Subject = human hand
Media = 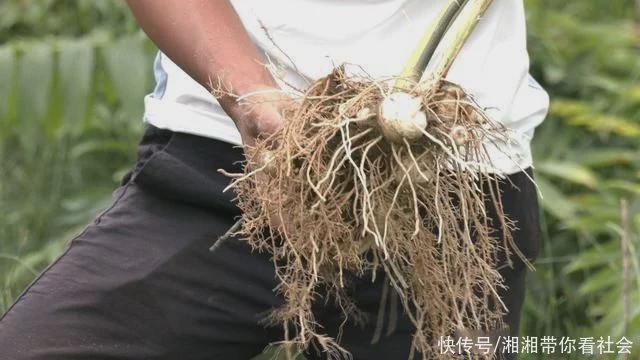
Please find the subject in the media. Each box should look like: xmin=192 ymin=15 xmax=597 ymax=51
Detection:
xmin=227 ymin=87 xmax=291 ymax=230
xmin=229 ymin=87 xmax=291 ymax=149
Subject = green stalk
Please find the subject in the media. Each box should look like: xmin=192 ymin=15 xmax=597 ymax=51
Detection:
xmin=418 ymin=0 xmax=494 ymax=89
xmin=394 ymin=0 xmax=467 ymax=89
xmin=412 ymin=0 xmax=468 ymax=80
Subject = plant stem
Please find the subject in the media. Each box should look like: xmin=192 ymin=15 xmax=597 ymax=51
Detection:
xmin=395 ymin=0 xmax=468 ymax=89
xmin=418 ymin=0 xmax=494 ymax=90
xmin=620 ymin=198 xmax=630 ymax=339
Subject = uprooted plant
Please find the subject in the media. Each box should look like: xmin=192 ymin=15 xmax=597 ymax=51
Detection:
xmin=218 ymin=0 xmax=534 ymax=358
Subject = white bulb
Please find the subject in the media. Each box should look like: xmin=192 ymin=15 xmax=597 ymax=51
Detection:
xmin=378 ymin=92 xmax=427 ymax=142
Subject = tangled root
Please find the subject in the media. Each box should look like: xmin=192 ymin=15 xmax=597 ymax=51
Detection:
xmin=223 ymin=67 xmax=532 ymax=359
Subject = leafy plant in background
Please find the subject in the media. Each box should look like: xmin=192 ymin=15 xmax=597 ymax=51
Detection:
xmin=0 ymin=0 xmax=137 ymax=42
xmin=0 ymin=0 xmax=638 ymax=359
xmin=523 ymin=0 xmax=640 ymax=357
xmin=0 ymin=0 xmax=154 ymax=311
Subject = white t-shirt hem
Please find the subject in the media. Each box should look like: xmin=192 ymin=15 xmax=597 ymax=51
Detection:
xmin=144 ymin=95 xmax=535 ymax=175
xmin=143 ymin=95 xmax=244 ymax=147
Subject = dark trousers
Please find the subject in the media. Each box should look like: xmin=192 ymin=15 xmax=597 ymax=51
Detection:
xmin=0 ymin=125 xmax=541 ymax=359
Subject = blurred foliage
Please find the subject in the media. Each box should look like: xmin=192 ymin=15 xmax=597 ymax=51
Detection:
xmin=0 ymin=0 xmax=638 ymax=359
xmin=524 ymin=0 xmax=640 ymax=356
xmin=0 ymin=0 xmax=136 ymax=42
xmin=0 ymin=0 xmax=153 ymax=312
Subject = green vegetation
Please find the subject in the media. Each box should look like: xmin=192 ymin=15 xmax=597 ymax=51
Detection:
xmin=524 ymin=1 xmax=640 ymax=353
xmin=0 ymin=0 xmax=152 ymax=310
xmin=1 ymin=0 xmax=638 ymax=358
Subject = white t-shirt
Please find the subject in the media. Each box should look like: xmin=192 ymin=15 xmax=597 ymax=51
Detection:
xmin=143 ymin=0 xmax=549 ymax=174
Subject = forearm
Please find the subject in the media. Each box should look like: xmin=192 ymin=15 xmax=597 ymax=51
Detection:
xmin=125 ymin=0 xmax=278 ymax=117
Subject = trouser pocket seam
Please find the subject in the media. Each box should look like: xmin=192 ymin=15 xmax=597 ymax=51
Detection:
xmin=129 ymin=132 xmax=177 ymax=185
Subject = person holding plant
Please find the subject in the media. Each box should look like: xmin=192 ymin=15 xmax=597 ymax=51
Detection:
xmin=0 ymin=1 xmax=547 ymax=359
